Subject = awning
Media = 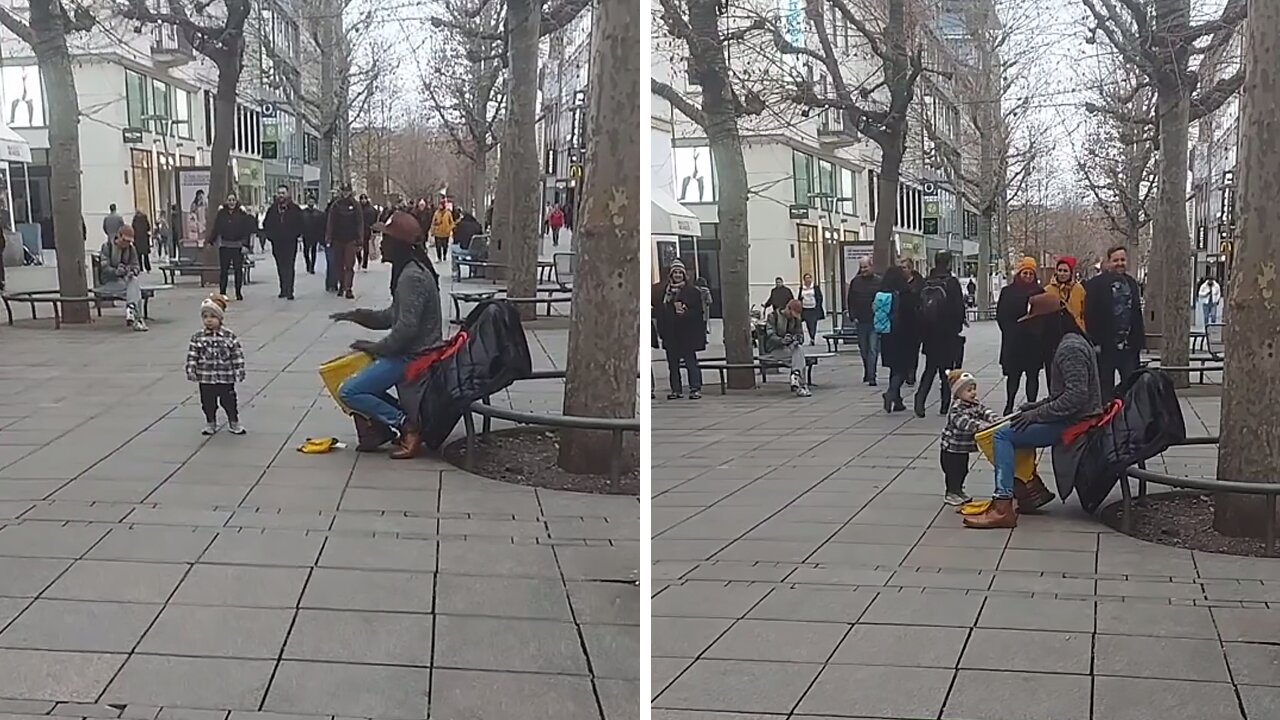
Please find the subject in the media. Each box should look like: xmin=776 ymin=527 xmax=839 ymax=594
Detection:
xmin=652 ymin=189 xmax=700 ymax=236
xmin=0 ymin=122 xmax=31 ymax=164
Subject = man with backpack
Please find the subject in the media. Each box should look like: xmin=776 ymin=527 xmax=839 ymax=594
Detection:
xmin=914 ymin=251 xmax=967 ymax=417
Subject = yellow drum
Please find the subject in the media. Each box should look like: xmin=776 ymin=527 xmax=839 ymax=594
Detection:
xmin=318 ymin=351 xmax=372 ymax=415
xmin=974 ymin=421 xmax=1039 ymax=483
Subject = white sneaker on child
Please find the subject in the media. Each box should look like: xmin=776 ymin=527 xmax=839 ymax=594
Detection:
xmin=943 ymin=492 xmax=971 ymax=506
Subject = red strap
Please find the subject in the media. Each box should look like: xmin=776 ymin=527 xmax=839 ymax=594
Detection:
xmin=1061 ymin=399 xmax=1123 ymax=445
xmin=404 ymin=331 xmax=469 ymax=383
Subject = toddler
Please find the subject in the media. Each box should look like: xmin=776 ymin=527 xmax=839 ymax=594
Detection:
xmin=939 ymin=370 xmax=1000 ymax=505
xmin=185 ymin=294 xmax=247 ymax=435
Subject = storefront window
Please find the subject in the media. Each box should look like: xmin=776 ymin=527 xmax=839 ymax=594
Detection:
xmin=839 ymin=166 xmax=856 ymax=215
xmin=130 ymin=149 xmax=155 ymax=220
xmin=797 ymin=224 xmax=818 ymax=281
xmin=1 ymin=66 xmax=47 ymax=128
xmin=817 ymin=159 xmax=835 ymax=211
xmin=125 ymin=70 xmax=149 ymax=129
xmin=793 ymin=151 xmax=813 ymax=207
xmin=174 ymin=88 xmax=192 ymax=139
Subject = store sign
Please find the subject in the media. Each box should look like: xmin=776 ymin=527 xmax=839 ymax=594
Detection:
xmin=261 ymin=141 xmax=278 ymax=160
xmin=789 ymin=205 xmax=808 ymax=220
xmin=922 ymin=180 xmax=938 ymax=197
xmin=1195 ymin=225 xmax=1208 ymax=250
xmin=923 ymin=217 xmax=939 ymax=235
xmin=122 ymin=127 xmax=144 ymax=144
xmin=924 ymin=199 xmax=940 ymax=217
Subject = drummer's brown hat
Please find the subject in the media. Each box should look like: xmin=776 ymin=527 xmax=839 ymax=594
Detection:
xmin=373 ymin=210 xmax=424 ymax=246
xmin=1019 ymin=293 xmax=1065 ymax=323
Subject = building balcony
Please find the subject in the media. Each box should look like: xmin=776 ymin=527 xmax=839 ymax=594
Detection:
xmin=152 ymin=25 xmax=195 ymax=67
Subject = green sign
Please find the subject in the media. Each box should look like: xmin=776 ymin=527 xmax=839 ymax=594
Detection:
xmin=923 ymin=217 xmax=939 ymax=236
xmin=261 ymin=141 xmax=278 ymax=160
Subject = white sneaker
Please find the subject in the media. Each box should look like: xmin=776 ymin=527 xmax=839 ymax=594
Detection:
xmin=789 ymin=371 xmax=801 ymax=390
xmin=125 ymin=306 xmax=136 ymax=327
xmin=796 ymin=386 xmax=812 ymax=397
xmin=133 ymin=319 xmax=149 ymax=332
xmin=227 ymin=422 xmax=247 ymax=435
xmin=201 ymin=422 xmax=218 ymax=436
xmin=943 ymin=492 xmax=971 ymax=506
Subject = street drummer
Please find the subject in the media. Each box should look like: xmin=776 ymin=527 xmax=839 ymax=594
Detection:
xmin=939 ymin=370 xmax=1001 ymax=506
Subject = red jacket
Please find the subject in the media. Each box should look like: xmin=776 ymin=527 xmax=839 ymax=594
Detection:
xmin=548 ymin=208 xmax=564 ymax=229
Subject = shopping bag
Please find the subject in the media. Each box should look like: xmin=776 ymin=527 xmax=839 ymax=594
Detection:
xmin=318 ymin=351 xmax=372 ymax=415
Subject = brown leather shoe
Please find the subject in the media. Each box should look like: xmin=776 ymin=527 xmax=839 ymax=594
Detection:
xmin=390 ymin=427 xmax=421 ymax=460
xmin=1014 ymin=474 xmax=1056 ymax=513
xmin=963 ymin=498 xmax=1018 ymax=529
xmin=354 ymin=415 xmax=395 ymax=452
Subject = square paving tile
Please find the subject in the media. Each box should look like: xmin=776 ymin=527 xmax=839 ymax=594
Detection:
xmin=961 ymin=628 xmax=1092 ymax=674
xmin=145 ymin=482 xmax=254 ymax=507
xmin=242 ymin=485 xmax=345 ymax=511
xmin=86 ymin=527 xmax=217 ymax=562
xmin=705 ymin=619 xmax=845 ymax=663
xmin=43 ymin=560 xmax=188 ymax=603
xmin=582 ymin=624 xmax=640 ymax=680
xmin=283 ymin=609 xmax=432 ymax=666
xmin=655 ymin=659 xmax=821 ymax=715
xmin=434 ymin=615 xmax=588 ymax=675
xmin=51 ymin=480 xmax=163 ymax=504
xmin=1095 ymin=635 xmax=1231 ymax=681
xmin=436 ymin=541 xmax=560 ymax=578
xmin=317 ymin=536 xmax=437 ymax=572
xmin=798 ymin=664 xmax=953 ymax=719
xmin=859 ymin=589 xmax=984 ymax=627
xmin=0 ymin=597 xmax=28 ymax=628
xmin=745 ymin=587 xmax=876 ymax=623
xmin=137 ymin=605 xmax=293 ymax=659
xmin=0 ymin=599 xmax=160 ymax=652
xmin=555 ymin=545 xmax=637 ymax=581
xmin=945 ymin=669 xmax=1091 ymax=720
xmin=652 ymin=617 xmax=733 ymax=658
xmin=263 ymin=661 xmax=431 ymax=718
xmin=1093 ymin=676 xmax=1243 ymax=720
xmin=831 ymin=624 xmax=968 ymax=668
xmin=0 ymin=557 xmax=71 ymax=597
xmin=0 ymin=523 xmax=108 ymax=559
xmin=1225 ymin=642 xmax=1280 ymax=687
xmin=170 ymin=565 xmax=309 ymax=608
xmin=1241 ymin=685 xmax=1280 ymax=719
xmin=905 ymin=545 xmax=1004 ymax=570
xmin=997 ymin=548 xmax=1098 ymax=573
xmin=653 ymin=583 xmax=771 ymax=619
xmin=0 ymin=648 xmax=126 ymax=702
xmin=1214 ymin=607 xmax=1280 ymax=643
xmin=977 ymin=596 xmax=1095 ymax=633
xmin=300 ymin=568 xmax=434 ymax=613
xmin=566 ymin=581 xmax=639 ymax=625
xmin=1096 ymin=602 xmax=1219 ymax=639
xmin=435 ymin=574 xmax=572 ymax=620
xmin=596 ymin=677 xmax=640 ymax=720
xmin=198 ymin=532 xmax=324 ymax=567
xmin=432 ymin=669 xmax=601 ymax=720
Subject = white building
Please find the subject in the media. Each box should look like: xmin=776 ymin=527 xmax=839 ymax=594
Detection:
xmin=537 ymin=6 xmax=594 ymax=230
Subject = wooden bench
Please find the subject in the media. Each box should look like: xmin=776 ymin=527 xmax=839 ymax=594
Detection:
xmin=698 ymin=352 xmax=834 ymax=395
xmin=90 ymin=285 xmax=171 ymax=321
xmin=2 ymin=291 xmax=98 ymax=329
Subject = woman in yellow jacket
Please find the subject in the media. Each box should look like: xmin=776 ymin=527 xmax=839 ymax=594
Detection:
xmin=1045 ymin=256 xmax=1087 ymax=381
xmin=429 ymin=202 xmax=456 ymax=263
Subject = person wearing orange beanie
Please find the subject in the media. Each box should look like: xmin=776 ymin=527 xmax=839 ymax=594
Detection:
xmin=995 ymin=256 xmax=1046 ymax=415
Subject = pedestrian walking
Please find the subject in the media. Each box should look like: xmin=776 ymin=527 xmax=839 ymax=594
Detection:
xmin=797 ymin=273 xmax=825 ymax=345
xmin=762 ymin=276 xmax=794 ymax=313
xmin=326 ymin=183 xmax=364 ymax=299
xmin=102 ymin=203 xmax=124 ymax=243
xmin=900 ymin=257 xmax=924 ymax=386
xmin=301 ymin=200 xmax=325 ymax=275
xmin=846 ymin=257 xmax=882 ymax=385
xmin=358 ymin=194 xmax=378 ymax=270
xmin=1197 ymin=276 xmax=1222 ymax=328
xmin=548 ymin=204 xmax=565 ymax=248
xmin=939 ymin=370 xmax=1001 ymax=505
xmin=653 ymin=259 xmax=705 ymax=400
xmin=186 ymin=294 xmax=247 ymax=436
xmin=210 ymin=193 xmax=256 ymax=301
xmin=131 ymin=209 xmax=152 ymax=273
xmin=1084 ymin=245 xmax=1145 ymax=399
xmin=263 ymin=185 xmax=305 ymax=300
xmin=914 ymin=251 xmax=967 ymax=417
xmin=430 ymin=200 xmax=455 ymax=263
xmin=876 ymin=265 xmax=921 ymax=413
xmin=997 ymin=257 xmax=1046 ymax=415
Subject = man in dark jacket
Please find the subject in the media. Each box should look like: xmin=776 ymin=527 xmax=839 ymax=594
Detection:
xmin=358 ymin=194 xmax=378 ymax=270
xmin=211 ymin=193 xmax=256 ymax=300
xmin=1084 ymin=244 xmax=1145 ymax=399
xmin=900 ymin=256 xmax=925 ymax=385
xmin=300 ymin=201 xmax=325 ymax=275
xmin=914 ymin=251 xmax=967 ymax=416
xmin=263 ymin=185 xmax=305 ymax=299
xmin=846 ymin=257 xmax=882 ymax=385
xmin=326 ymin=183 xmax=364 ymax=299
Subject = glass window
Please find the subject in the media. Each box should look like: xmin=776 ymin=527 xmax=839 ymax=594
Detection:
xmin=797 ymin=224 xmax=818 ymax=280
xmin=839 ymin=166 xmax=856 ymax=215
xmin=125 ymin=70 xmax=149 ymax=129
xmin=793 ymin=151 xmax=812 ymax=207
xmin=150 ymin=79 xmax=170 ymax=134
xmin=0 ymin=66 xmax=46 ymax=128
xmin=673 ymin=145 xmax=715 ymax=203
xmin=173 ymin=88 xmax=192 ymax=139
xmin=817 ymin=159 xmax=835 ymax=211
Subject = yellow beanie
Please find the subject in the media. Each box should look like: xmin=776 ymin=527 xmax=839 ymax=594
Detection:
xmin=1016 ymin=256 xmax=1038 ymax=274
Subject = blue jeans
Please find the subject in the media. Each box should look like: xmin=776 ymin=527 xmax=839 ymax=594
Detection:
xmin=1202 ymin=302 xmax=1218 ymax=328
xmin=339 ymin=356 xmax=410 ymax=430
xmin=992 ymin=421 xmax=1067 ymax=498
xmin=855 ymin=320 xmax=880 ymax=382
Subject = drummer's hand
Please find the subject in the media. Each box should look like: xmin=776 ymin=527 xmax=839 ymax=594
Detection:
xmin=1010 ymin=413 xmax=1035 ymax=431
xmin=350 ymin=339 xmax=377 ymax=354
xmin=1017 ymin=401 xmax=1038 ymax=413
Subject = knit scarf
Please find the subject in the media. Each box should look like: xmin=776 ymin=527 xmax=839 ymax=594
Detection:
xmin=665 ymin=280 xmax=685 ymax=303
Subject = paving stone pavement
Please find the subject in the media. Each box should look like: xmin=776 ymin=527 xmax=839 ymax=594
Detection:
xmin=0 ymin=256 xmax=638 ymax=719
xmin=652 ymin=321 xmax=1278 ymax=720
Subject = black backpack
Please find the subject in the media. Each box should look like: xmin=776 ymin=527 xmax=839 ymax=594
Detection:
xmin=919 ymin=277 xmax=949 ymax=325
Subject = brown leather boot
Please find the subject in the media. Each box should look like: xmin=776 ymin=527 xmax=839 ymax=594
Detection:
xmin=354 ymin=415 xmax=395 ymax=452
xmin=390 ymin=427 xmax=421 ymax=460
xmin=963 ymin=498 xmax=1018 ymax=529
xmin=1013 ymin=474 xmax=1056 ymax=513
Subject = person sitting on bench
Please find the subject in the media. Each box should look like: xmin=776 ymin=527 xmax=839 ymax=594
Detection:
xmin=764 ymin=299 xmax=811 ymax=397
xmin=97 ymin=225 xmax=148 ymax=332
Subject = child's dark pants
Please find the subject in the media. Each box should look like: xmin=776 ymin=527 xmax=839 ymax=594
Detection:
xmin=941 ymin=449 xmax=970 ymax=494
xmin=199 ymin=383 xmax=239 ymax=423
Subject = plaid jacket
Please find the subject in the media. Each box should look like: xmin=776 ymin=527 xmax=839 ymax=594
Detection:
xmin=185 ymin=327 xmax=246 ymax=385
xmin=941 ymin=399 xmax=1001 ymax=453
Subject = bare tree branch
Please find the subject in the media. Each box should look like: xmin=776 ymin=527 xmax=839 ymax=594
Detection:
xmin=652 ymin=77 xmax=708 ymax=128
xmin=1190 ymin=66 xmax=1245 ymax=121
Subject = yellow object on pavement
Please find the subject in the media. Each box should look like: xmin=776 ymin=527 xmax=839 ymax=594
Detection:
xmin=296 ymin=437 xmax=346 ymax=454
xmin=318 ymin=351 xmax=372 ymax=415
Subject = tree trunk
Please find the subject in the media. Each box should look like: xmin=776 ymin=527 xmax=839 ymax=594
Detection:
xmin=318 ymin=0 xmax=336 ymax=197
xmin=873 ymin=137 xmax=905 ymax=270
xmin=503 ymin=0 xmax=540 ymax=318
xmin=30 ymin=0 xmax=88 ymax=322
xmin=1214 ymin=0 xmax=1280 ymax=538
xmin=558 ymin=0 xmax=639 ymax=477
xmin=491 ymin=114 xmax=513 ymax=271
xmin=470 ymin=150 xmax=488 ymax=215
xmin=1150 ymin=81 xmax=1192 ymax=384
xmin=207 ymin=56 xmax=243 ymax=236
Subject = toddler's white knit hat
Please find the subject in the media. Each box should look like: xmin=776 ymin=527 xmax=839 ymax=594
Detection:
xmin=200 ymin=294 xmax=228 ymax=320
xmin=948 ymin=370 xmax=976 ymax=398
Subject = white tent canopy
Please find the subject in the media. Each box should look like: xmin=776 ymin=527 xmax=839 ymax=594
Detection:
xmin=652 ymin=188 xmax=700 ymax=237
xmin=0 ymin=122 xmax=31 ymax=165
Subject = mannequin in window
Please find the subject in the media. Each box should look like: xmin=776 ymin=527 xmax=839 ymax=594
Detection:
xmin=8 ymin=69 xmax=35 ymax=127
xmin=679 ymin=149 xmax=706 ymax=202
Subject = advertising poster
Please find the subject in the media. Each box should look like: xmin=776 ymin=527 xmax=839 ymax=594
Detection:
xmin=176 ymin=166 xmax=211 ymax=247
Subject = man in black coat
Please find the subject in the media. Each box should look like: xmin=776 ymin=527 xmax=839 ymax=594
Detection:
xmin=845 ymin=257 xmax=882 ymax=385
xmin=300 ymin=201 xmax=325 ymax=275
xmin=900 ymin=256 xmax=925 ymax=385
xmin=914 ymin=251 xmax=967 ymax=416
xmin=1084 ymin=244 xmax=1145 ymax=399
xmin=262 ymin=185 xmax=306 ymax=300
xmin=358 ymin=194 xmax=379 ymax=270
